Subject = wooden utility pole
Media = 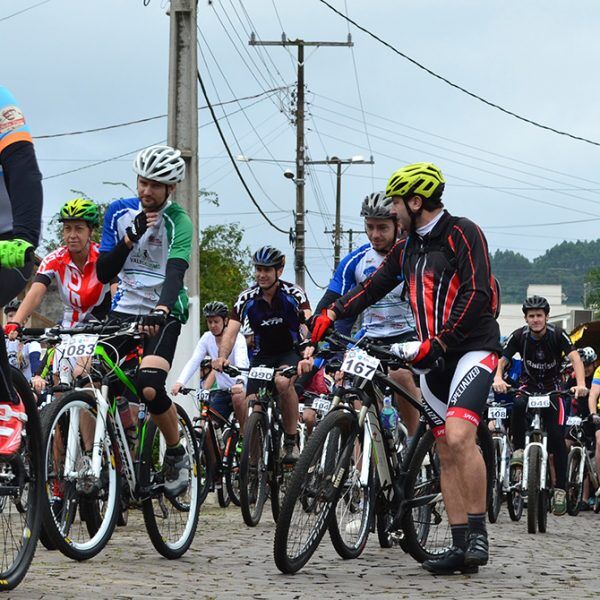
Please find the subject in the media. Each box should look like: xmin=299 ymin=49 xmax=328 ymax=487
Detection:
xmin=249 ymin=34 xmax=353 ymax=287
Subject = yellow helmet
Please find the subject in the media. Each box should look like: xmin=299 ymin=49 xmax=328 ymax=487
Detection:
xmin=385 ymin=162 xmax=445 ymax=201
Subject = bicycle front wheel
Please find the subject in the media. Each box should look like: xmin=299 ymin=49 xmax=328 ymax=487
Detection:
xmin=273 ymin=409 xmax=356 ymax=574
xmin=0 ymin=368 xmax=43 ymax=590
xmin=223 ymin=428 xmax=241 ymax=507
xmin=41 ymin=391 xmax=120 ymax=561
xmin=141 ymin=404 xmax=200 ymax=559
xmin=487 ymin=437 xmax=503 ymax=523
xmin=526 ymin=445 xmax=541 ymax=534
xmin=566 ymin=449 xmax=583 ymax=516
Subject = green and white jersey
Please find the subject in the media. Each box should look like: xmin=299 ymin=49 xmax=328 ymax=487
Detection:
xmin=100 ymin=197 xmax=192 ymax=323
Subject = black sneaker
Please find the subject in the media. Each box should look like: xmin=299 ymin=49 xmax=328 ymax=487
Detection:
xmin=162 ymin=452 xmax=191 ymax=498
xmin=464 ymin=530 xmax=489 ymax=566
xmin=423 ymin=546 xmax=478 ymax=575
xmin=282 ymin=442 xmax=300 ymax=465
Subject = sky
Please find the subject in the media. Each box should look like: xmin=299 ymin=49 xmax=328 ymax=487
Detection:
xmin=3 ymin=0 xmax=600 ymax=304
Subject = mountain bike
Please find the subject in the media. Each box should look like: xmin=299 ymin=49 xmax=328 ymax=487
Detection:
xmin=26 ymin=321 xmax=200 ymax=561
xmin=273 ymin=331 xmax=494 ymax=574
xmin=0 ymin=364 xmax=43 ymax=590
xmin=565 ymin=414 xmax=600 ymax=515
xmin=224 ymin=364 xmax=297 ymax=527
xmin=179 ymin=387 xmax=241 ymax=508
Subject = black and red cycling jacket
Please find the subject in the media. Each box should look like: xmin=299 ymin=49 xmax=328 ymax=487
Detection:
xmin=332 ymin=211 xmax=501 ymax=355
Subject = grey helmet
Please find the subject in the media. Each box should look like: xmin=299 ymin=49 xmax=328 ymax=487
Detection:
xmin=360 ymin=191 xmax=394 ymax=219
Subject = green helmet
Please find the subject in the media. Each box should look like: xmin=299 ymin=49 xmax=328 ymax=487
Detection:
xmin=59 ymin=198 xmax=100 ymax=227
xmin=385 ymin=163 xmax=445 ymax=202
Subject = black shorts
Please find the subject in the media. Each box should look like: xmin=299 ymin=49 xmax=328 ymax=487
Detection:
xmin=364 ymin=330 xmax=419 ymax=345
xmin=106 ymin=312 xmax=181 ymax=365
xmin=246 ymin=350 xmax=300 ymax=397
xmin=421 ymin=350 xmax=498 ymax=437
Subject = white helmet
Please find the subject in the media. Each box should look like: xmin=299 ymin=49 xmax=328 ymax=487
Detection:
xmin=133 ymin=145 xmax=186 ymax=184
xmin=578 ymin=346 xmax=597 ymax=365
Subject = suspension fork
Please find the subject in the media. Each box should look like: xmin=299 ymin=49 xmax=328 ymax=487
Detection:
xmin=91 ymin=384 xmax=111 ymax=479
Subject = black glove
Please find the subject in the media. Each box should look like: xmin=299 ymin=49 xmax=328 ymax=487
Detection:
xmin=591 ymin=413 xmax=600 ymax=426
xmin=141 ymin=309 xmax=167 ymax=328
xmin=126 ymin=211 xmax=149 ymax=243
xmin=412 ymin=338 xmax=445 ymax=371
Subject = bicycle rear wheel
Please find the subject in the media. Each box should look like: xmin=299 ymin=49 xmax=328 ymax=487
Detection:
xmin=41 ymin=391 xmax=120 ymax=561
xmin=527 ymin=445 xmax=541 ymax=534
xmin=0 ymin=368 xmax=43 ymax=590
xmin=566 ymin=449 xmax=583 ymax=516
xmin=223 ymin=428 xmax=241 ymax=507
xmin=487 ymin=437 xmax=503 ymax=523
xmin=141 ymin=404 xmax=200 ymax=559
xmin=273 ymin=409 xmax=356 ymax=574
xmin=239 ymin=412 xmax=269 ymax=527
xmin=507 ymin=460 xmax=524 ymax=521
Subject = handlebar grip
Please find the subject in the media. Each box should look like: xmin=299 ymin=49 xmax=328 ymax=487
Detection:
xmin=223 ymin=365 xmax=241 ymax=377
xmin=20 ymin=328 xmax=48 ymax=337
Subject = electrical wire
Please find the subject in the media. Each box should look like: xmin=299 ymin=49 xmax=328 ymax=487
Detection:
xmin=305 ymin=264 xmax=328 ymax=289
xmin=0 ymin=0 xmax=51 ymax=22
xmin=318 ymin=0 xmax=600 ymax=147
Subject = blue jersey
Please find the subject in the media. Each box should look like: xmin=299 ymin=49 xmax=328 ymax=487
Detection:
xmin=232 ymin=280 xmax=310 ymax=356
xmin=0 ymin=86 xmax=33 ymax=237
xmin=328 ymin=243 xmax=414 ymax=339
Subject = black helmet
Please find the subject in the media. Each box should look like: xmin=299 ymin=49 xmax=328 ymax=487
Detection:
xmin=252 ymin=246 xmax=285 ymax=268
xmin=203 ymin=301 xmax=228 ymax=318
xmin=522 ymin=295 xmax=550 ymax=315
xmin=3 ymin=299 xmax=21 ymax=315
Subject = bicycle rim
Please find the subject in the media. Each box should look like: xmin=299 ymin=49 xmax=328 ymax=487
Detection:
xmin=240 ymin=412 xmax=268 ymax=527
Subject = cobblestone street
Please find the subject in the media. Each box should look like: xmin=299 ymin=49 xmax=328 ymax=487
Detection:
xmin=8 ymin=497 xmax=600 ymax=599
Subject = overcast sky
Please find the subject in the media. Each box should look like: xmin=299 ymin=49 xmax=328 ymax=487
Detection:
xmin=4 ymin=0 xmax=600 ymax=302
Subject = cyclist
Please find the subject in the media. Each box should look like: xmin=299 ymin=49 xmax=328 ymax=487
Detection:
xmin=310 ymin=162 xmax=500 ymax=574
xmin=587 ymin=354 xmax=600 ymax=488
xmin=95 ymin=144 xmax=192 ymax=497
xmin=3 ymin=300 xmax=41 ymax=381
xmin=6 ymin=199 xmax=113 ymax=390
xmin=0 ymin=85 xmax=43 ymax=454
xmin=314 ymin=191 xmax=420 ymax=436
xmin=492 ymin=295 xmax=588 ymax=517
xmin=212 ymin=246 xmax=311 ymax=464
xmin=172 ymin=301 xmax=249 ymax=431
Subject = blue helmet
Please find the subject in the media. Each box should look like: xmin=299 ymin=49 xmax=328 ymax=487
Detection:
xmin=252 ymin=245 xmax=284 ymax=268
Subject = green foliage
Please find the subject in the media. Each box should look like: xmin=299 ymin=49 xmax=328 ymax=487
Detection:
xmin=199 ymin=223 xmax=252 ymax=329
xmin=585 ymin=267 xmax=600 ymax=318
xmin=491 ymin=239 xmax=600 ymax=304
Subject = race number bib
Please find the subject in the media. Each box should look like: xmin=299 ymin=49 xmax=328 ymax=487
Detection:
xmin=248 ymin=367 xmax=275 ymax=381
xmin=566 ymin=415 xmax=582 ymax=426
xmin=62 ymin=334 xmax=98 ymax=358
xmin=341 ymin=349 xmax=380 ymax=381
xmin=488 ymin=406 xmax=507 ymax=419
xmin=528 ymin=395 xmax=550 ymax=409
xmin=311 ymin=395 xmax=332 ymax=415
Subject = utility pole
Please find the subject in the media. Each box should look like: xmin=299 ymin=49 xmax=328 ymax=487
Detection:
xmin=310 ymin=155 xmax=373 ymax=267
xmin=348 ymin=229 xmax=354 ymax=253
xmin=249 ymin=34 xmax=353 ymax=288
xmin=167 ymin=0 xmax=199 ymax=415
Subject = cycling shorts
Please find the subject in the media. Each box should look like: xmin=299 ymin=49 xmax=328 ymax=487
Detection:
xmin=420 ymin=350 xmax=498 ymax=438
xmin=246 ymin=350 xmax=300 ymax=397
xmin=208 ymin=389 xmax=233 ymax=422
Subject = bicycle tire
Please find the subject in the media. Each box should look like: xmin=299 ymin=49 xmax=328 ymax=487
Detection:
xmin=527 ymin=445 xmax=541 ymax=534
xmin=566 ymin=450 xmax=583 ymax=516
xmin=223 ymin=429 xmax=241 ymax=507
xmin=328 ymin=442 xmax=375 ymax=559
xmin=141 ymin=404 xmax=200 ymax=559
xmin=507 ymin=462 xmax=524 ymax=522
xmin=273 ymin=409 xmax=356 ymax=574
xmin=538 ymin=463 xmax=550 ymax=533
xmin=239 ymin=412 xmax=269 ymax=527
xmin=269 ymin=428 xmax=282 ymax=524
xmin=487 ymin=437 xmax=503 ymax=523
xmin=217 ymin=476 xmax=231 ymax=508
xmin=0 ymin=368 xmax=44 ymax=590
xmin=40 ymin=391 xmax=120 ymax=561
xmin=401 ymin=430 xmax=450 ymax=563
xmin=196 ymin=431 xmax=214 ymax=507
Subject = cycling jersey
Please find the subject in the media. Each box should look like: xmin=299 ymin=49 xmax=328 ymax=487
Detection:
xmin=99 ymin=198 xmax=192 ymax=322
xmin=5 ymin=339 xmax=41 ymax=381
xmin=328 ymin=242 xmax=415 ymax=338
xmin=502 ymin=324 xmax=574 ymax=390
xmin=333 ymin=211 xmax=500 ymax=355
xmin=231 ymin=280 xmax=310 ymax=356
xmin=35 ymin=242 xmax=111 ymax=328
xmin=593 ymin=366 xmax=600 ymax=387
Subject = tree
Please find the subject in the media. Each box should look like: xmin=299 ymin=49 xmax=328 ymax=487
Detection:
xmin=585 ymin=267 xmax=600 ymax=319
xmin=199 ymin=223 xmax=252 ymax=325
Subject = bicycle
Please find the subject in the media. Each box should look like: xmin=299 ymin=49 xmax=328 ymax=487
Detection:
xmin=179 ymin=386 xmax=241 ymax=508
xmin=224 ymin=363 xmax=297 ymax=527
xmin=273 ymin=331 xmax=495 ymax=574
xmin=565 ymin=414 xmax=600 ymax=515
xmin=24 ymin=321 xmax=201 ymax=561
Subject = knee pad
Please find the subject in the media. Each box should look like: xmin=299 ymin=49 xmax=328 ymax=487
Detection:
xmin=136 ymin=367 xmax=172 ymax=415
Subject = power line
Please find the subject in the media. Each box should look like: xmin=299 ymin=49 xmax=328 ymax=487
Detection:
xmin=305 ymin=265 xmax=328 ymax=289
xmin=33 ymin=87 xmax=288 ymax=139
xmin=318 ymin=0 xmax=600 ymax=147
xmin=0 ymin=0 xmax=51 ymax=22
xmin=197 ymin=68 xmax=289 ymax=235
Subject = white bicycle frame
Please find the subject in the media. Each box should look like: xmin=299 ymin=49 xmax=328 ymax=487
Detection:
xmin=522 ymin=413 xmax=549 ymax=490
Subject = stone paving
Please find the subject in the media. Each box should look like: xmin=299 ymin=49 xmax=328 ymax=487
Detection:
xmin=8 ymin=499 xmax=600 ymax=599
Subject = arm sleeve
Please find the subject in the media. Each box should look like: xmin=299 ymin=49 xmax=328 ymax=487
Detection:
xmin=33 ymin=273 xmax=52 ymax=286
xmin=558 ymin=328 xmax=575 ymax=356
xmin=28 ymin=341 xmax=42 ymax=375
xmin=314 ymin=289 xmax=341 ymax=315
xmin=231 ymin=334 xmax=250 ymax=384
xmin=166 ymin=209 xmax=192 ymax=263
xmin=329 ymin=249 xmax=363 ymax=295
xmin=502 ymin=329 xmax=521 ymax=361
xmin=176 ymin=335 xmax=209 ymax=385
xmin=436 ymin=220 xmax=494 ymax=349
xmin=157 ymin=258 xmax=188 ymax=309
xmin=332 ymin=240 xmax=405 ymax=320
xmin=96 ymin=240 xmax=132 ymax=284
xmin=35 ymin=252 xmax=57 ymax=282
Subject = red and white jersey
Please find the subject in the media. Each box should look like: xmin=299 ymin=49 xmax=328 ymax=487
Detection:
xmin=35 ymin=243 xmax=110 ymax=328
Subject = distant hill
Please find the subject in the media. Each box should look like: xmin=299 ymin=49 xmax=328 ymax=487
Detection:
xmin=490 ymin=240 xmax=600 ymax=304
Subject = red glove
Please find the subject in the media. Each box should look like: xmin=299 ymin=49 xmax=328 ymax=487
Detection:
xmin=310 ymin=310 xmax=333 ymax=344
xmin=412 ymin=338 xmax=444 ymax=370
xmin=3 ymin=322 xmax=21 ymax=337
